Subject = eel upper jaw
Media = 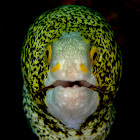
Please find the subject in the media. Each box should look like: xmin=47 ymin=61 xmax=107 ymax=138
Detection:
xmin=44 ymin=70 xmax=99 ymax=90
xmin=47 ymin=80 xmax=99 ymax=89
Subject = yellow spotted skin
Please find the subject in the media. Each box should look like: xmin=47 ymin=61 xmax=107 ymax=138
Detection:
xmin=21 ymin=5 xmax=122 ymax=140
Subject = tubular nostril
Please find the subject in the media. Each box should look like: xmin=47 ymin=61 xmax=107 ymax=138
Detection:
xmin=80 ymin=64 xmax=88 ymax=73
xmin=51 ymin=63 xmax=60 ymax=72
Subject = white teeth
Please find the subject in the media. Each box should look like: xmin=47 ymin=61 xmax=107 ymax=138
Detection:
xmin=44 ymin=70 xmax=97 ymax=88
xmin=51 ymin=80 xmax=93 ymax=88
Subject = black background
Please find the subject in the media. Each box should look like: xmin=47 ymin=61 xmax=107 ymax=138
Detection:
xmin=2 ymin=0 xmax=137 ymax=139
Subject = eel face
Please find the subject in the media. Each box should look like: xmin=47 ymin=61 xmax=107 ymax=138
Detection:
xmin=21 ymin=5 xmax=122 ymax=140
xmin=45 ymin=32 xmax=99 ymax=130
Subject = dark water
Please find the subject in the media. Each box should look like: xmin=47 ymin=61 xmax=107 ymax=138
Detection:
xmin=3 ymin=1 xmax=135 ymax=139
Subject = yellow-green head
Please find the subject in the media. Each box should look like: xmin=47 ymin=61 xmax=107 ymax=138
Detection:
xmin=21 ymin=5 xmax=122 ymax=139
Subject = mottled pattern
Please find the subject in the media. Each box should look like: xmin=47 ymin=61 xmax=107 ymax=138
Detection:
xmin=21 ymin=5 xmax=122 ymax=139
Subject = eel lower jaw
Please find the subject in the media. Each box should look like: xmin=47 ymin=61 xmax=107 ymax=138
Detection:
xmin=45 ymin=80 xmax=101 ymax=91
xmin=44 ymin=80 xmax=101 ymax=130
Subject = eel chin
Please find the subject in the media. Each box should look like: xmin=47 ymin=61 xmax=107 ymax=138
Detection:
xmin=45 ymin=80 xmax=100 ymax=130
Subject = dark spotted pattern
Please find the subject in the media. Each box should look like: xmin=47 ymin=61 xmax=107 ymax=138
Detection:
xmin=21 ymin=5 xmax=122 ymax=139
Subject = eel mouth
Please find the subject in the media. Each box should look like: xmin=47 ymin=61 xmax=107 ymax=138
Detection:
xmin=51 ymin=80 xmax=102 ymax=91
xmin=52 ymin=80 xmax=93 ymax=88
xmin=45 ymin=80 xmax=101 ymax=130
xmin=35 ymin=80 xmax=101 ymax=94
xmin=33 ymin=80 xmax=101 ymax=130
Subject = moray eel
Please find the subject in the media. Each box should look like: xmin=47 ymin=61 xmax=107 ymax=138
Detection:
xmin=21 ymin=5 xmax=122 ymax=140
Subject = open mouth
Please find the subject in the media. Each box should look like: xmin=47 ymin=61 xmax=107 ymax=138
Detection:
xmin=34 ymin=80 xmax=101 ymax=94
xmin=51 ymin=80 xmax=102 ymax=91
xmin=52 ymin=80 xmax=92 ymax=88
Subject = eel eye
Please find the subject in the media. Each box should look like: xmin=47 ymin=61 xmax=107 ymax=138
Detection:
xmin=90 ymin=46 xmax=98 ymax=65
xmin=46 ymin=45 xmax=52 ymax=64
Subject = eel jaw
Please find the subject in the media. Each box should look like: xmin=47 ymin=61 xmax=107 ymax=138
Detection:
xmin=50 ymin=80 xmax=95 ymax=88
xmin=45 ymin=79 xmax=100 ymax=130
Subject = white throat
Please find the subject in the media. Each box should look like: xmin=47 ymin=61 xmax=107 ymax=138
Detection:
xmin=46 ymin=86 xmax=99 ymax=130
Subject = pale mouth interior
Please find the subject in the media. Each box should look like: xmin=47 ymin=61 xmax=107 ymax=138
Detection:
xmin=52 ymin=80 xmax=92 ymax=88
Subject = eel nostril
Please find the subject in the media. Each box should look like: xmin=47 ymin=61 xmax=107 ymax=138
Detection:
xmin=51 ymin=63 xmax=60 ymax=72
xmin=80 ymin=64 xmax=88 ymax=73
